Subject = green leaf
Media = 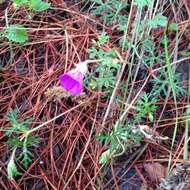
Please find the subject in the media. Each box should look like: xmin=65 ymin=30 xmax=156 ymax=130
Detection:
xmin=6 ymin=109 xmax=19 ymax=124
xmin=181 ymin=51 xmax=190 ymax=57
xmin=99 ymin=149 xmax=112 ymax=164
xmin=119 ymin=37 xmax=128 ymax=50
xmin=6 ymin=138 xmax=24 ymax=147
xmin=89 ymin=80 xmax=98 ymax=89
xmin=135 ymin=93 xmax=158 ymax=121
xmin=5 ymin=109 xmax=33 ymax=136
xmin=5 ymin=109 xmax=39 ymax=171
xmin=151 ymin=70 xmax=186 ymax=97
xmin=90 ymin=0 xmax=128 ymax=26
xmin=97 ymin=121 xmax=142 ymax=163
xmin=148 ymin=113 xmax=154 ymax=122
xmin=87 ymin=47 xmax=98 ymax=58
xmin=12 ymin=0 xmax=28 ymax=7
xmin=4 ymin=24 xmax=28 ymax=44
xmin=7 ymin=149 xmax=21 ymax=179
xmin=147 ymin=14 xmax=168 ymax=28
xmin=134 ymin=0 xmax=151 ymax=7
xmin=96 ymin=131 xmax=110 ymax=143
xmin=169 ymin=22 xmax=178 ymax=31
xmin=19 ymin=146 xmax=33 ymax=168
xmin=29 ymin=0 xmax=50 ymax=12
xmin=97 ymin=32 xmax=109 ymax=46
xmin=6 ymin=109 xmax=20 ymax=136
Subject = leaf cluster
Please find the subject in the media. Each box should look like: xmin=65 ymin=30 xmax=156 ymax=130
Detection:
xmin=97 ymin=122 xmax=141 ymax=164
xmin=90 ymin=0 xmax=128 ymax=26
xmin=135 ymin=92 xmax=158 ymax=122
xmin=5 ymin=109 xmax=39 ymax=177
xmin=88 ymin=33 xmax=120 ymax=90
xmin=151 ymin=70 xmax=186 ymax=97
xmin=141 ymin=38 xmax=163 ymax=67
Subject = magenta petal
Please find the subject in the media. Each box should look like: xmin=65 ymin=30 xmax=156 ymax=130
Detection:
xmin=59 ymin=69 xmax=84 ymax=95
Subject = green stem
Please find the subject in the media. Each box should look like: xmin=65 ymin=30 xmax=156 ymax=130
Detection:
xmin=183 ymin=71 xmax=190 ymax=160
xmin=164 ymin=33 xmax=178 ymax=175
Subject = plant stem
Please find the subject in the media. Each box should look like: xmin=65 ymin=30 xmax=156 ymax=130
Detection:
xmin=163 ymin=33 xmax=178 ymax=175
xmin=183 ymin=71 xmax=190 ymax=160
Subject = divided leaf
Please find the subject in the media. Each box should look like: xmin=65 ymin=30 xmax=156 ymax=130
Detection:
xmin=5 ymin=109 xmax=32 ymax=136
xmin=5 ymin=109 xmax=39 ymax=179
xmin=19 ymin=146 xmax=33 ymax=168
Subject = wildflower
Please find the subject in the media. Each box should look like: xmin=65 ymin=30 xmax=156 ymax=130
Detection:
xmin=59 ymin=61 xmax=88 ymax=95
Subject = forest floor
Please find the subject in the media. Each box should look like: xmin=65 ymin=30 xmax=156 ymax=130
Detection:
xmin=0 ymin=0 xmax=190 ymax=189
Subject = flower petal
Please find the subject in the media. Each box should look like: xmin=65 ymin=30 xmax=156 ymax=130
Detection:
xmin=59 ymin=70 xmax=84 ymax=95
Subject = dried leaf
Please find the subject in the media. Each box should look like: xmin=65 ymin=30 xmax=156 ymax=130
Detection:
xmin=45 ymin=86 xmax=71 ymax=101
xmin=144 ymin=163 xmax=166 ymax=182
xmin=138 ymin=125 xmax=169 ymax=142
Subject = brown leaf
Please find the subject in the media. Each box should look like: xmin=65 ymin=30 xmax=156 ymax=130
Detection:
xmin=144 ymin=163 xmax=166 ymax=182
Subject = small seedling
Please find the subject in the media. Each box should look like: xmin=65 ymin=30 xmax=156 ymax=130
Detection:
xmin=5 ymin=109 xmax=39 ymax=178
xmin=97 ymin=122 xmax=141 ymax=164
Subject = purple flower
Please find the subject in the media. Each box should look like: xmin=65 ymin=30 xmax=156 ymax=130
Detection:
xmin=59 ymin=62 xmax=88 ymax=95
